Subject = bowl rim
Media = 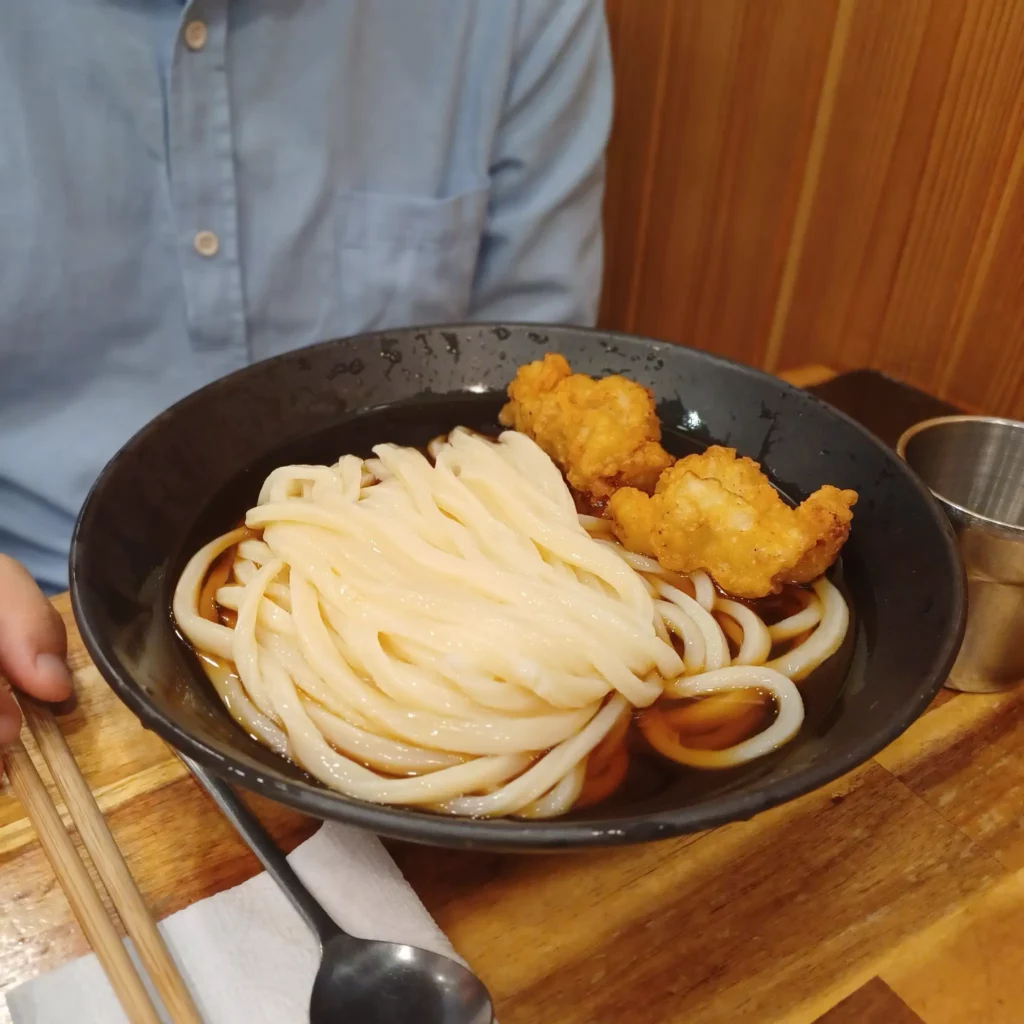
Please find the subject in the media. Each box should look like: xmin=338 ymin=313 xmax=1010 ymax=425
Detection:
xmin=896 ymin=414 xmax=1024 ymax=540
xmin=70 ymin=323 xmax=968 ymax=848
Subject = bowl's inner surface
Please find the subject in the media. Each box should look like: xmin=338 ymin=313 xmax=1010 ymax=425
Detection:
xmin=165 ymin=392 xmax=858 ymax=820
xmin=903 ymin=419 xmax=1024 ymax=529
xmin=72 ymin=325 xmax=963 ymax=846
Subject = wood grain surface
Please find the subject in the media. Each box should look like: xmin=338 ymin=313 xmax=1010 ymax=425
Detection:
xmin=1 ymin=368 xmax=1022 ymax=1023
xmin=601 ymin=0 xmax=1024 ymax=419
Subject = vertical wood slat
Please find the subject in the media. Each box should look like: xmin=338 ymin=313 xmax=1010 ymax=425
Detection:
xmin=621 ymin=3 xmax=677 ymax=333
xmin=599 ymin=1 xmax=675 ymax=332
xmin=762 ymin=0 xmax=856 ymax=371
xmin=940 ymin=105 xmax=1024 ymax=414
xmin=600 ymin=0 xmax=1024 ymax=419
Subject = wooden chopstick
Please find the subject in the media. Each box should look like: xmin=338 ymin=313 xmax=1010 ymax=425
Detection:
xmin=3 ymin=734 xmax=164 ymax=1024
xmin=19 ymin=698 xmax=205 ymax=1024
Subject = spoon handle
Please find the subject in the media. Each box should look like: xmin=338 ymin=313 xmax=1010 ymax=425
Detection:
xmin=183 ymin=756 xmax=342 ymax=948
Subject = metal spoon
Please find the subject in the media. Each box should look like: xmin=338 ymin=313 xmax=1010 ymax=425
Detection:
xmin=184 ymin=757 xmax=494 ymax=1024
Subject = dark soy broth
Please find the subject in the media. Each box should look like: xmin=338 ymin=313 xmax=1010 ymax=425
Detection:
xmin=173 ymin=392 xmax=857 ymax=819
xmin=562 ymin=577 xmax=855 ymax=819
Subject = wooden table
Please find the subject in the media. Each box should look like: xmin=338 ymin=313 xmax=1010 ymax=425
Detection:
xmin=3 ymin=367 xmax=1023 ymax=1024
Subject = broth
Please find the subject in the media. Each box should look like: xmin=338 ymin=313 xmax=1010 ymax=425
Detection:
xmin=173 ymin=392 xmax=856 ymax=818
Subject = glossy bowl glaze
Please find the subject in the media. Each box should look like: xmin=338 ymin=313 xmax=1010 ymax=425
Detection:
xmin=71 ymin=324 xmax=965 ymax=849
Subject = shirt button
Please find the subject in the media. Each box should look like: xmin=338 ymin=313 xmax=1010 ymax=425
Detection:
xmin=184 ymin=21 xmax=208 ymax=51
xmin=193 ymin=230 xmax=220 ymax=258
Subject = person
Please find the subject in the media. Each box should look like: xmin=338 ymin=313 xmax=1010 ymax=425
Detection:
xmin=0 ymin=1 xmax=611 ymax=747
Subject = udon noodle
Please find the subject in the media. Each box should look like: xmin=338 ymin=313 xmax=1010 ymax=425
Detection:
xmin=173 ymin=428 xmax=848 ymax=818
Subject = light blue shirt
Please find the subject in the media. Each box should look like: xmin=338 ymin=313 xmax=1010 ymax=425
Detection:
xmin=0 ymin=0 xmax=610 ymax=591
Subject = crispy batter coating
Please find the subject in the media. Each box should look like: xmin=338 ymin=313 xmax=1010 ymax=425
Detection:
xmin=501 ymin=356 xmax=857 ymax=597
xmin=608 ymin=446 xmax=857 ymax=599
xmin=498 ymin=354 xmax=673 ymax=498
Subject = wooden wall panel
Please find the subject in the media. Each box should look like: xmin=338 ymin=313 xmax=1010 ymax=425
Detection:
xmin=769 ymin=0 xmax=964 ymax=375
xmin=602 ymin=0 xmax=1024 ymax=418
xmin=941 ymin=132 xmax=1024 ymax=415
xmin=599 ymin=1 xmax=673 ymax=334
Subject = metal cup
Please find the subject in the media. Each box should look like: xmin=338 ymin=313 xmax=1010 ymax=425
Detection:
xmin=897 ymin=416 xmax=1024 ymax=693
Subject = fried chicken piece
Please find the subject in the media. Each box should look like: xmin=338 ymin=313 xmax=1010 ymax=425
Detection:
xmin=607 ymin=446 xmax=857 ymax=599
xmin=499 ymin=354 xmax=673 ymax=498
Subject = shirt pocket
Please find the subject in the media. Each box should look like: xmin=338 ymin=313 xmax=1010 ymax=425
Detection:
xmin=329 ymin=187 xmax=490 ymax=335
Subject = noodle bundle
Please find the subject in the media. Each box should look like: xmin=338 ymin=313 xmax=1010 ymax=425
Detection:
xmin=173 ymin=428 xmax=848 ymax=818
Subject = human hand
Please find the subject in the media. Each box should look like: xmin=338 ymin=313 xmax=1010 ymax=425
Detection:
xmin=0 ymin=555 xmax=73 ymax=747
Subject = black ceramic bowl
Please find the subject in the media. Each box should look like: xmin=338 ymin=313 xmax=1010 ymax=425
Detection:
xmin=71 ymin=324 xmax=965 ymax=850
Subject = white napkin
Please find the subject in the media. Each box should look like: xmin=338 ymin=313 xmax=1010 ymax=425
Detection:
xmin=6 ymin=822 xmax=461 ymax=1024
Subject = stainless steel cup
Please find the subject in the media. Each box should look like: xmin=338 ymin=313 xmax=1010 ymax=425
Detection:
xmin=897 ymin=415 xmax=1024 ymax=693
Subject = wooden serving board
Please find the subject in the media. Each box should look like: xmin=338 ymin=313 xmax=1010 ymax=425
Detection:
xmin=3 ymin=367 xmax=1023 ymax=1024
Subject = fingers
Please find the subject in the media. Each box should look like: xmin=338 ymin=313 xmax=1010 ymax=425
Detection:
xmin=0 ymin=682 xmax=21 ymax=745
xmin=0 ymin=555 xmax=72 ymax=706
